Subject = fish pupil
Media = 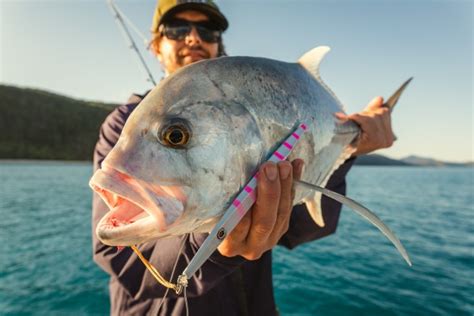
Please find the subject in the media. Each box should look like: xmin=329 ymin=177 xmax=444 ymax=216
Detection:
xmin=161 ymin=120 xmax=191 ymax=148
xmin=169 ymin=129 xmax=184 ymax=144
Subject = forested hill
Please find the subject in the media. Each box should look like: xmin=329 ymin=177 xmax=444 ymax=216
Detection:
xmin=0 ymin=84 xmax=117 ymax=160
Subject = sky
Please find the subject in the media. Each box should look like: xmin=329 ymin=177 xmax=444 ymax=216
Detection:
xmin=0 ymin=0 xmax=472 ymax=162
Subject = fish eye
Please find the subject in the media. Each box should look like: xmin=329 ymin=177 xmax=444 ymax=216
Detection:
xmin=160 ymin=120 xmax=191 ymax=148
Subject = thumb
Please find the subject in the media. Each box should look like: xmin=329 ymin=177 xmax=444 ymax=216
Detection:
xmin=364 ymin=96 xmax=384 ymax=111
xmin=334 ymin=112 xmax=348 ymax=121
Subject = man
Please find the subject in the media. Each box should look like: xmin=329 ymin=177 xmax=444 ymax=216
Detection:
xmin=92 ymin=1 xmax=394 ymax=315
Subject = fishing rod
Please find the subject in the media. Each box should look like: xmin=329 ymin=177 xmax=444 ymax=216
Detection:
xmin=106 ymin=0 xmax=157 ymax=86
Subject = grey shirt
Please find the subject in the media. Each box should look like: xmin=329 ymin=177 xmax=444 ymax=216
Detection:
xmin=92 ymin=94 xmax=355 ymax=315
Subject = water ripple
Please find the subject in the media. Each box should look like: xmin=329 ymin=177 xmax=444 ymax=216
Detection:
xmin=1 ymin=163 xmax=473 ymax=315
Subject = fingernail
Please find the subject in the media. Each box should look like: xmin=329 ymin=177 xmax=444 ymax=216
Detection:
xmin=264 ymin=163 xmax=278 ymax=181
xmin=279 ymin=163 xmax=291 ymax=180
xmin=298 ymin=160 xmax=305 ymax=175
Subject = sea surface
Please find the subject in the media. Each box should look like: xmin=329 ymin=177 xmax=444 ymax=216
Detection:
xmin=0 ymin=162 xmax=472 ymax=315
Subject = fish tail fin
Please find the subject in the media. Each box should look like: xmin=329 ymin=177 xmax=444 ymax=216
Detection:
xmin=384 ymin=77 xmax=413 ymax=112
xmin=295 ymin=180 xmax=412 ymax=266
xmin=383 ymin=77 xmax=413 ymax=140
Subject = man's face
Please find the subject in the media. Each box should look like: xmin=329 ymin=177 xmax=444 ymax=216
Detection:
xmin=155 ymin=10 xmax=220 ymax=75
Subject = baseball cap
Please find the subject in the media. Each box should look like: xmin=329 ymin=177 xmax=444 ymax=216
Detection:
xmin=151 ymin=0 xmax=229 ymax=33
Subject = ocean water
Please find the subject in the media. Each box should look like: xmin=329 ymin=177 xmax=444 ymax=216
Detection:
xmin=0 ymin=162 xmax=472 ymax=315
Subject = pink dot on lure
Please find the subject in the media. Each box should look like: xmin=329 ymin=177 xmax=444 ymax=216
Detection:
xmin=274 ymin=151 xmax=285 ymax=160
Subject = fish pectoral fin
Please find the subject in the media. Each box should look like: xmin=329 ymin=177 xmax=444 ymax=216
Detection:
xmin=303 ymin=194 xmax=325 ymax=227
xmin=295 ymin=180 xmax=412 ymax=267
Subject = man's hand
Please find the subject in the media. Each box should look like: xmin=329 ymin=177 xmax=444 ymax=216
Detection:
xmin=217 ymin=159 xmax=304 ymax=260
xmin=336 ymin=96 xmax=394 ymax=156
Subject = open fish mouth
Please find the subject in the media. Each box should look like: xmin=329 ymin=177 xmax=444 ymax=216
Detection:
xmin=90 ymin=164 xmax=185 ymax=246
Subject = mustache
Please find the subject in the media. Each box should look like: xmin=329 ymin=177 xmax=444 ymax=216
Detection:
xmin=179 ymin=45 xmax=211 ymax=59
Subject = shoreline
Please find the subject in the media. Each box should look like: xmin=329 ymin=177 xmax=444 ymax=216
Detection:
xmin=0 ymin=159 xmax=471 ymax=168
xmin=0 ymin=159 xmax=91 ymax=165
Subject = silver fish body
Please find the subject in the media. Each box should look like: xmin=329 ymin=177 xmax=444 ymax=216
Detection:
xmin=90 ymin=46 xmax=362 ymax=247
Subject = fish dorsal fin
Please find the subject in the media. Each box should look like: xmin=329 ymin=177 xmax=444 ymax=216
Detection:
xmin=298 ymin=46 xmax=331 ymax=81
xmin=298 ymin=46 xmax=346 ymax=112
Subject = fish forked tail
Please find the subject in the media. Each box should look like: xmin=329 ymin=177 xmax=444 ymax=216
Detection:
xmin=384 ymin=77 xmax=413 ymax=141
xmin=384 ymin=77 xmax=413 ymax=111
xmin=295 ymin=179 xmax=412 ymax=267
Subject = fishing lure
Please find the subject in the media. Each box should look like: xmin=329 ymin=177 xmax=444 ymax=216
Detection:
xmin=177 ymin=122 xmax=309 ymax=292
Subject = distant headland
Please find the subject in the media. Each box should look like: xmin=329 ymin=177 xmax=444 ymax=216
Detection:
xmin=354 ymin=154 xmax=473 ymax=167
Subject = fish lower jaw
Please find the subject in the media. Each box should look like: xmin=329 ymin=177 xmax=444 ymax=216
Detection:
xmin=90 ymin=166 xmax=188 ymax=245
xmin=96 ymin=210 xmax=163 ymax=246
xmin=95 ymin=191 xmax=170 ymax=246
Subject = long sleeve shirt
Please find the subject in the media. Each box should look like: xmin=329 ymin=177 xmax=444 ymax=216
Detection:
xmin=92 ymin=93 xmax=355 ymax=316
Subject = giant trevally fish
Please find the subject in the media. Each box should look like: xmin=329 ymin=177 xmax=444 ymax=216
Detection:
xmin=90 ymin=46 xmax=412 ymax=265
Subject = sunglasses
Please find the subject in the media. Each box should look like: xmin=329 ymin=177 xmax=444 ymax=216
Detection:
xmin=159 ymin=19 xmax=222 ymax=43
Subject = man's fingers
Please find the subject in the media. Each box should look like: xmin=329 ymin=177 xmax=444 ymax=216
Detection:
xmin=218 ymin=210 xmax=251 ymax=257
xmin=380 ymin=109 xmax=394 ymax=147
xmin=334 ymin=112 xmax=348 ymax=121
xmin=269 ymin=161 xmax=293 ymax=243
xmin=219 ymin=160 xmax=305 ymax=260
xmin=291 ymin=159 xmax=304 ymax=201
xmin=352 ymin=96 xmax=394 ymax=156
xmin=365 ymin=96 xmax=384 ymax=111
xmin=246 ymin=162 xmax=280 ymax=248
xmin=347 ymin=113 xmax=373 ymax=130
xmin=337 ymin=97 xmax=384 ymax=122
xmin=227 ymin=210 xmax=252 ymax=243
xmin=292 ymin=159 xmax=304 ymax=181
